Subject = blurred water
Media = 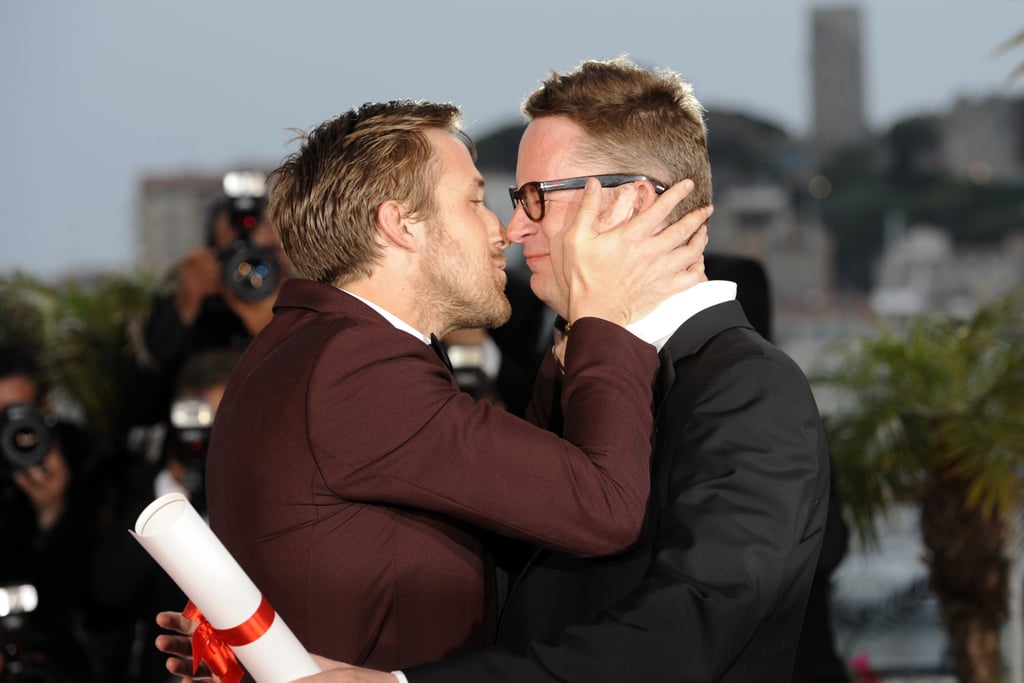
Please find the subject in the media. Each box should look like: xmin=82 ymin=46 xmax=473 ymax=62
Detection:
xmin=830 ymin=504 xmax=1020 ymax=682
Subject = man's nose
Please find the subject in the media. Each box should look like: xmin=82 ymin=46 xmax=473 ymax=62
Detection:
xmin=505 ymin=207 xmax=537 ymax=244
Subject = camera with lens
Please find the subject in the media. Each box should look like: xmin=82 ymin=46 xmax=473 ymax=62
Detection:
xmin=1 ymin=583 xmax=93 ymax=682
xmin=447 ymin=344 xmax=493 ymax=401
xmin=167 ymin=398 xmax=214 ymax=509
xmin=0 ymin=404 xmax=53 ymax=475
xmin=219 ymin=171 xmax=280 ymax=302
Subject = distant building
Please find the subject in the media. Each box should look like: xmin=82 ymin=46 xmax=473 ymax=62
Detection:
xmin=710 ymin=183 xmax=834 ymax=315
xmin=870 ymin=224 xmax=1024 ymax=319
xmin=940 ymin=95 xmax=1024 ymax=183
xmin=810 ymin=6 xmax=868 ymax=159
xmin=136 ymin=168 xmax=272 ymax=275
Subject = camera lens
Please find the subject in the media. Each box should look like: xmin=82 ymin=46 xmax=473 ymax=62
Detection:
xmin=222 ymin=244 xmax=280 ymax=301
xmin=1 ymin=405 xmax=52 ymax=470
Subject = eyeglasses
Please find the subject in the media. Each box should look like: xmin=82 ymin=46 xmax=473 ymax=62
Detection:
xmin=508 ymin=173 xmax=667 ymax=222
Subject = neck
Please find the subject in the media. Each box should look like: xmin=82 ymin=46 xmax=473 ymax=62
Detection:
xmin=343 ymin=265 xmax=444 ymax=339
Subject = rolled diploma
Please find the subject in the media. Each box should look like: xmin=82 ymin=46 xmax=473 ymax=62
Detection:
xmin=132 ymin=492 xmax=320 ymax=683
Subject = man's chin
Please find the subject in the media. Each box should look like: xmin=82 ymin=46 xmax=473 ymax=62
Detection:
xmin=528 ymin=276 xmax=561 ymax=312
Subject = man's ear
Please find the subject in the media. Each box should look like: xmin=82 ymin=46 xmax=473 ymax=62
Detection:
xmin=376 ymin=199 xmax=420 ymax=252
xmin=635 ymin=180 xmax=660 ymax=212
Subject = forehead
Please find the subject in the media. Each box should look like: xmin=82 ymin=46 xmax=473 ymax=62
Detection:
xmin=516 ymin=116 xmax=590 ymax=184
xmin=0 ymin=375 xmax=38 ymax=409
xmin=428 ymin=129 xmax=483 ymax=187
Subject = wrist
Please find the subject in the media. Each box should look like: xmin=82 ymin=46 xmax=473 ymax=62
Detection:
xmin=35 ymin=499 xmax=65 ymax=531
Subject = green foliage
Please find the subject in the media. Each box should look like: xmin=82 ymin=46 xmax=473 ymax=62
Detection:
xmin=0 ymin=271 xmax=161 ymax=440
xmin=997 ymin=29 xmax=1024 ymax=83
xmin=814 ymin=289 xmax=1024 ymax=546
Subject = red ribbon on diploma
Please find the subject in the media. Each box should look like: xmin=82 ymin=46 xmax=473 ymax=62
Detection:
xmin=183 ymin=596 xmax=276 ymax=683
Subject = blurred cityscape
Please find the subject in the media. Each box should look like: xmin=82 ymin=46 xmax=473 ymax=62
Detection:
xmin=135 ymin=7 xmax=1024 ymax=344
xmin=45 ymin=5 xmax=1024 ymax=681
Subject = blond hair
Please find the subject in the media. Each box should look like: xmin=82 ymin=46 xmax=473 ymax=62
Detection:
xmin=269 ymin=100 xmax=465 ymax=285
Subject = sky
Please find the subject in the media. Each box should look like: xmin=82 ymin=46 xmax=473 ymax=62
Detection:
xmin=2 ymin=0 xmax=1022 ymax=280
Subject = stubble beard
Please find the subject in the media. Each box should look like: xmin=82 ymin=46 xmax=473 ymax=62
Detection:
xmin=419 ymin=232 xmax=511 ymax=332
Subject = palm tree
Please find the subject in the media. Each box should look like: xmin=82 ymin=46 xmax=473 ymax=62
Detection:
xmin=996 ymin=29 xmax=1024 ymax=83
xmin=0 ymin=271 xmax=160 ymax=443
xmin=814 ymin=289 xmax=1024 ymax=683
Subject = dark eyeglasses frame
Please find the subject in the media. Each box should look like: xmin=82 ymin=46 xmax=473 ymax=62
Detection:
xmin=508 ymin=173 xmax=668 ymax=222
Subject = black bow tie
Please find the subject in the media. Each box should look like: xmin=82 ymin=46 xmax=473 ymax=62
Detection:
xmin=430 ymin=334 xmax=453 ymax=372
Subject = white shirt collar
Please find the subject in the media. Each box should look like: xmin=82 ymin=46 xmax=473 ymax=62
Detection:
xmin=626 ymin=280 xmax=737 ymax=351
xmin=341 ymin=289 xmax=430 ymax=345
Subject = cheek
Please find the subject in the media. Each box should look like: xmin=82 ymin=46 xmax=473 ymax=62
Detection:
xmin=538 ymin=213 xmax=571 ymax=248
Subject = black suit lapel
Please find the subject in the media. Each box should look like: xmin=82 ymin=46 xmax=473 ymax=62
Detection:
xmin=654 ymin=300 xmax=753 ymax=411
xmin=653 ymin=347 xmax=676 ymax=419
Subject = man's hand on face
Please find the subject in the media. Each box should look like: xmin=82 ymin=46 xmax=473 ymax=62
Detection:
xmin=555 ymin=178 xmax=712 ymax=328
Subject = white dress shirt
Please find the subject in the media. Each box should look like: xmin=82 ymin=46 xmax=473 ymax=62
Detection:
xmin=627 ymin=280 xmax=737 ymax=351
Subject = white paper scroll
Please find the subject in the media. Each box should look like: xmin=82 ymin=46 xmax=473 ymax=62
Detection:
xmin=132 ymin=492 xmax=320 ymax=683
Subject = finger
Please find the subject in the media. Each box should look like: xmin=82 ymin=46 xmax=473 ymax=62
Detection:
xmin=646 ymin=224 xmax=708 ymax=283
xmin=156 ymin=610 xmax=199 ymax=636
xmin=611 ymin=179 xmax=697 ymax=239
xmin=671 ymin=225 xmax=709 ymax=270
xmin=568 ymin=177 xmax=606 ymax=235
xmin=599 ymin=181 xmax=643 ymax=233
xmin=155 ymin=634 xmax=194 ymax=658
xmin=654 ymin=178 xmax=696 ymax=210
xmin=164 ymin=652 xmax=214 ymax=681
xmin=647 ymin=179 xmax=696 ymax=226
xmin=22 ymin=465 xmax=47 ymax=485
xmin=165 ymin=655 xmax=211 ymax=682
xmin=651 ymin=206 xmax=711 ymax=255
xmin=687 ymin=253 xmax=706 ymax=274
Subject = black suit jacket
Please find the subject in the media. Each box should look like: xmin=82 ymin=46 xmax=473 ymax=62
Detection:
xmin=410 ymin=300 xmax=830 ymax=682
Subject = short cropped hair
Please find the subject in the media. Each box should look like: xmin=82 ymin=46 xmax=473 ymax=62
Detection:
xmin=269 ymin=100 xmax=466 ymax=286
xmin=175 ymin=348 xmax=243 ymax=396
xmin=524 ymin=56 xmax=712 ymax=219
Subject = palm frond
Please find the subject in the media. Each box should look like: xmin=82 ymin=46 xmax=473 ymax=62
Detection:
xmin=0 ymin=270 xmax=161 ymax=439
xmin=995 ymin=29 xmax=1024 ymax=83
xmin=813 ymin=288 xmax=1024 ymax=544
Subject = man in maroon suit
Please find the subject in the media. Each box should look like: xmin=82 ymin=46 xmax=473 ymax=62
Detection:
xmin=156 ymin=99 xmax=711 ymax=676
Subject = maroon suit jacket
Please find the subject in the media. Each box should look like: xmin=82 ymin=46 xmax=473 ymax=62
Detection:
xmin=205 ymin=279 xmax=659 ymax=671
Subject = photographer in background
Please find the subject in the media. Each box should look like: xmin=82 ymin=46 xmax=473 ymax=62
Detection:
xmin=92 ymin=348 xmax=241 ymax=683
xmin=0 ymin=342 xmax=100 ymax=681
xmin=122 ymin=172 xmax=290 ymax=429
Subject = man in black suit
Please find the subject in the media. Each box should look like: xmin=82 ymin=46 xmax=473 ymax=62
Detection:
xmin=302 ymin=57 xmax=830 ymax=683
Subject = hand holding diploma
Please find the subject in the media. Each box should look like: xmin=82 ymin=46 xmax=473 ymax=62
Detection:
xmin=156 ymin=619 xmax=397 ymax=683
xmin=134 ymin=493 xmax=320 ymax=683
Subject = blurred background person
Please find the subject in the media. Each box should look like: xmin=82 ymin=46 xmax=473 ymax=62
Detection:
xmin=440 ymin=327 xmax=503 ymax=404
xmin=91 ymin=347 xmax=242 ymax=683
xmin=121 ymin=172 xmax=290 ymax=431
xmin=0 ymin=342 xmax=104 ymax=682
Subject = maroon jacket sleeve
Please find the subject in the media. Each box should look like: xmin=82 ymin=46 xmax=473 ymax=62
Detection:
xmin=308 ymin=317 xmax=658 ymax=557
xmin=523 ymin=343 xmax=562 ymax=430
